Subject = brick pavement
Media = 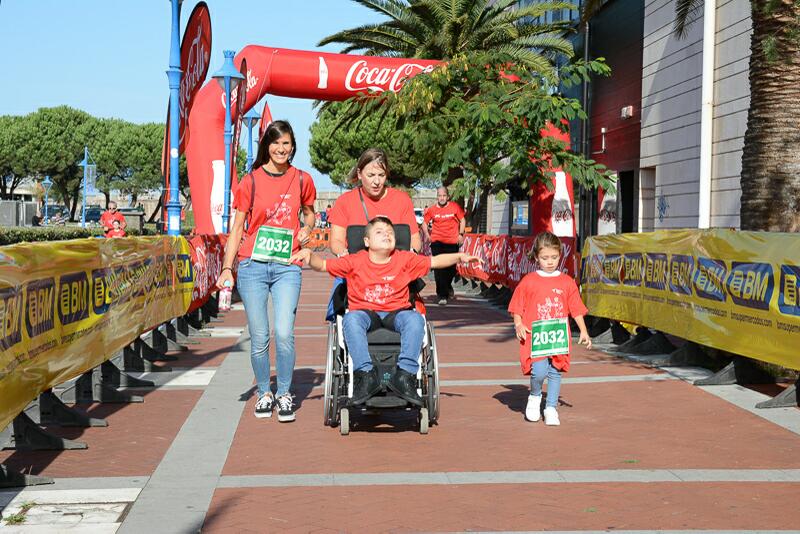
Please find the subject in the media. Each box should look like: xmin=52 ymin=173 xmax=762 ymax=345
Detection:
xmin=1 ymin=268 xmax=799 ymax=533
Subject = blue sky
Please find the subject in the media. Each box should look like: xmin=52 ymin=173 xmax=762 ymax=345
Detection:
xmin=0 ymin=0 xmax=385 ymax=190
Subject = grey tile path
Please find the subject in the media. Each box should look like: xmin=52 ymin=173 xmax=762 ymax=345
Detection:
xmin=117 ymin=331 xmax=254 ymax=534
xmin=217 ymin=469 xmax=800 ymax=488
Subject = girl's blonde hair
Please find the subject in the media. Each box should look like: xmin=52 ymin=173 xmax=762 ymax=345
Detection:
xmin=528 ymin=231 xmax=562 ymax=260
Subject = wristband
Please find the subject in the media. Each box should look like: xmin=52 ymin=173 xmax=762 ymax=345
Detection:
xmin=221 ymin=267 xmax=232 ymax=273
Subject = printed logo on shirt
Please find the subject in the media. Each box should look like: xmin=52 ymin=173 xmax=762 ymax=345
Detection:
xmin=381 ymin=275 xmax=396 ymax=282
xmin=537 ymin=296 xmax=564 ymax=320
xmin=267 ymin=196 xmax=294 ymax=226
xmin=364 ymin=284 xmax=393 ymax=304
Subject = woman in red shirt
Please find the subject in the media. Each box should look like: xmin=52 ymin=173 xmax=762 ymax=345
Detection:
xmin=216 ymin=120 xmax=317 ymax=423
xmin=328 ymin=148 xmax=421 ymax=255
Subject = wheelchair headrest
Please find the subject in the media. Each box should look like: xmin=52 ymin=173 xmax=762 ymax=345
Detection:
xmin=346 ymin=224 xmax=412 ymax=254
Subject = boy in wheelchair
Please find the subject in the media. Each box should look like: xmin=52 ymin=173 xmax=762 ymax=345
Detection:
xmin=291 ymin=216 xmax=480 ymax=406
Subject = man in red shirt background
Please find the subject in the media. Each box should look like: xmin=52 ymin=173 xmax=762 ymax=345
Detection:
xmin=422 ymin=187 xmax=466 ymax=306
xmin=100 ymin=201 xmax=126 ymax=237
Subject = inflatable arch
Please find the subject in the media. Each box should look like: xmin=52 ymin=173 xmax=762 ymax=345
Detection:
xmin=186 ymin=46 xmax=575 ymax=238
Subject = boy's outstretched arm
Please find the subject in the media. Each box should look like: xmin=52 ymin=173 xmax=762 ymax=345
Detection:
xmin=290 ymin=248 xmax=328 ymax=272
xmin=430 ymin=252 xmax=482 ymax=270
xmin=573 ymin=315 xmax=593 ymax=349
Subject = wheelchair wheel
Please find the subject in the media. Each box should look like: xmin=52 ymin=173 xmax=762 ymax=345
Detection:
xmin=418 ymin=407 xmax=429 ymax=434
xmin=425 ymin=322 xmax=441 ymax=423
xmin=339 ymin=408 xmax=350 ymax=435
xmin=323 ymin=322 xmax=337 ymax=427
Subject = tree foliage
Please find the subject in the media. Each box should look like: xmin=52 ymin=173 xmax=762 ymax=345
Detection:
xmin=336 ymin=52 xmax=614 ymax=205
xmin=319 ymin=0 xmax=577 ymax=82
xmin=0 ymin=107 xmax=169 ymax=220
xmin=309 ymin=102 xmax=433 ymax=188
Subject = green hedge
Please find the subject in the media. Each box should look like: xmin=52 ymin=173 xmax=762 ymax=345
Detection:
xmin=0 ymin=226 xmax=159 ymax=246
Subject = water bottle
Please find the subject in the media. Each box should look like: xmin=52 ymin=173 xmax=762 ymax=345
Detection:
xmin=219 ymin=280 xmax=232 ymax=312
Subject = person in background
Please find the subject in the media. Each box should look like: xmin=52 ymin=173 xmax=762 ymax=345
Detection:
xmin=100 ymin=201 xmax=126 ymax=237
xmin=422 ymin=186 xmax=466 ymax=306
xmin=215 ymin=120 xmax=317 ymax=423
xmin=107 ymin=219 xmax=126 ymax=238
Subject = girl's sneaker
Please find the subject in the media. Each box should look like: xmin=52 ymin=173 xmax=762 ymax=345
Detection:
xmin=276 ymin=393 xmax=296 ymax=423
xmin=254 ymin=393 xmax=274 ymax=418
xmin=543 ymin=406 xmax=560 ymax=426
xmin=525 ymin=395 xmax=542 ymax=422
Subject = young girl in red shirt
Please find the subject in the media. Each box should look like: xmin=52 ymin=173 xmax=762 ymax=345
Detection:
xmin=507 ymin=232 xmax=592 ymax=426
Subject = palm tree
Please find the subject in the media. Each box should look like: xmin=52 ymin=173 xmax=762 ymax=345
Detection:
xmin=318 ymin=0 xmax=578 ymax=80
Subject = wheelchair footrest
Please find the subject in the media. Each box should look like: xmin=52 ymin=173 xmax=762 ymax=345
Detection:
xmin=365 ymin=395 xmax=408 ymax=409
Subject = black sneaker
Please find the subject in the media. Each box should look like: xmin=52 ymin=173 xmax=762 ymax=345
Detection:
xmin=387 ymin=368 xmax=423 ymax=406
xmin=254 ymin=393 xmax=274 ymax=419
xmin=275 ymin=393 xmax=295 ymax=422
xmin=351 ymin=368 xmax=381 ymax=405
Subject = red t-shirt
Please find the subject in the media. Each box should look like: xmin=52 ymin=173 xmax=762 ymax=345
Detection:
xmin=424 ymin=201 xmax=465 ymax=244
xmin=507 ymin=271 xmax=588 ymax=374
xmin=232 ymin=166 xmax=317 ymax=263
xmin=325 ymin=249 xmax=431 ymax=312
xmin=106 ymin=228 xmax=126 ymax=238
xmin=329 ymin=187 xmax=418 ymax=233
xmin=100 ymin=211 xmax=126 ymax=233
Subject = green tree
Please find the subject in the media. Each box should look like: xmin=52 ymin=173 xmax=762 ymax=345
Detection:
xmin=343 ymin=52 xmax=614 ymax=227
xmin=313 ymin=0 xmax=584 ymax=197
xmin=310 ymin=103 xmax=430 ymax=188
xmin=0 ymin=115 xmax=31 ymax=199
xmin=319 ymin=0 xmax=576 ymax=80
xmin=24 ymin=106 xmax=95 ymax=220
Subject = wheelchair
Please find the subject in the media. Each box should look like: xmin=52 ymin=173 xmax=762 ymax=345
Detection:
xmin=322 ymin=224 xmax=441 ymax=435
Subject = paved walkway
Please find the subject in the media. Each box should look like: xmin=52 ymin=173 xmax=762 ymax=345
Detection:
xmin=1 ymin=269 xmax=799 ymax=533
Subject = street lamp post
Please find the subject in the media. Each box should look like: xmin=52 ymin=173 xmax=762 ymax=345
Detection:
xmin=243 ymin=108 xmax=261 ymax=172
xmin=78 ymin=146 xmax=89 ymax=229
xmin=212 ymin=50 xmax=245 ymax=233
xmin=166 ymin=0 xmax=183 ymax=236
xmin=42 ymin=175 xmax=53 ymax=224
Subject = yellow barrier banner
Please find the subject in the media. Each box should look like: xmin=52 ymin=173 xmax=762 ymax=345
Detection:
xmin=581 ymin=229 xmax=800 ymax=370
xmin=0 ymin=236 xmax=193 ymax=431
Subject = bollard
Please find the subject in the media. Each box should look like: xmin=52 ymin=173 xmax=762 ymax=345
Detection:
xmin=694 ymin=356 xmax=775 ymax=386
xmin=0 ymin=464 xmax=53 ymax=488
xmin=39 ymin=389 xmax=107 ymax=428
xmin=1 ymin=412 xmax=87 ymax=451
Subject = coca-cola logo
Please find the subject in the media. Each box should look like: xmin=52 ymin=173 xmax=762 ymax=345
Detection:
xmin=344 ymin=60 xmax=436 ymax=93
xmin=180 ymin=24 xmax=209 ymax=123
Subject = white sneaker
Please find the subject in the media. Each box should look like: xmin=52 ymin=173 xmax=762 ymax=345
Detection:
xmin=254 ymin=393 xmax=274 ymax=418
xmin=438 ymin=298 xmax=447 ymax=306
xmin=543 ymin=406 xmax=560 ymax=426
xmin=525 ymin=395 xmax=541 ymax=422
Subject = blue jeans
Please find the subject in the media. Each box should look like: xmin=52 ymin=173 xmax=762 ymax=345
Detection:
xmin=236 ymin=258 xmax=302 ymax=397
xmin=530 ymin=358 xmax=561 ymax=408
xmin=342 ymin=310 xmax=425 ymax=374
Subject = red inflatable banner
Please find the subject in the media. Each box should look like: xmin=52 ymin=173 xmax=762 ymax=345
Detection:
xmin=187 ymin=234 xmax=229 ymax=313
xmin=529 ymin=123 xmax=577 ymax=239
xmin=187 ymin=47 xmax=441 ymax=234
xmin=459 ymin=233 xmax=579 ymax=289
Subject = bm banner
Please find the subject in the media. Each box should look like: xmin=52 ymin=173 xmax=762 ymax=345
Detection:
xmin=581 ymin=230 xmax=799 ymax=370
xmin=0 ymin=237 xmax=194 ymax=431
